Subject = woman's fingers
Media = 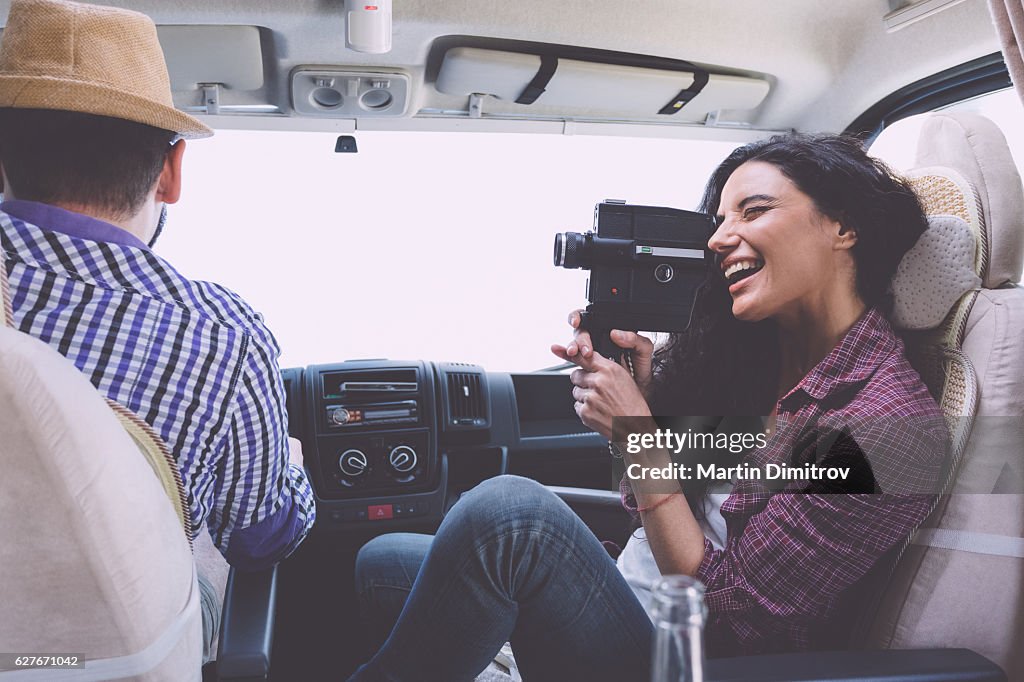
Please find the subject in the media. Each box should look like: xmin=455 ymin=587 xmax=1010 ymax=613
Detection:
xmin=567 ymin=310 xmax=593 ymax=357
xmin=553 ymin=310 xmax=595 ymax=361
xmin=569 ymin=331 xmax=594 ymax=358
xmin=610 ymin=329 xmax=654 ymax=354
xmin=550 ymin=343 xmax=571 ymax=361
xmin=551 ymin=341 xmax=595 ymax=364
xmin=570 ymin=367 xmax=598 ymax=388
xmin=609 ymin=329 xmax=654 ymax=391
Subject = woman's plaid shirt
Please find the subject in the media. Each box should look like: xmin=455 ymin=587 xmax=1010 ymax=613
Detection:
xmin=625 ymin=308 xmax=948 ymax=655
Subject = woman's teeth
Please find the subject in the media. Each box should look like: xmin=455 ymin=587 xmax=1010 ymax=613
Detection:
xmin=724 ymin=260 xmax=764 ymax=284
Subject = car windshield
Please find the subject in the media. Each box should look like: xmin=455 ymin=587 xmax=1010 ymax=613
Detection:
xmin=160 ymin=129 xmax=745 ymax=370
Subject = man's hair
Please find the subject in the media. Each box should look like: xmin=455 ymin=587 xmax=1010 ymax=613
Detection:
xmin=0 ymin=108 xmax=177 ymax=219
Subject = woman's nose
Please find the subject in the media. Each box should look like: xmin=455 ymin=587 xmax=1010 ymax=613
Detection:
xmin=707 ymin=218 xmax=738 ymax=253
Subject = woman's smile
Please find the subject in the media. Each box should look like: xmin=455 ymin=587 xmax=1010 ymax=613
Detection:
xmin=727 ymin=263 xmax=763 ymax=295
xmin=722 ymin=256 xmax=765 ymax=294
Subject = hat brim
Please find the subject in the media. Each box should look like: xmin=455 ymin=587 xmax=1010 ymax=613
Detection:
xmin=0 ymin=75 xmax=213 ymax=138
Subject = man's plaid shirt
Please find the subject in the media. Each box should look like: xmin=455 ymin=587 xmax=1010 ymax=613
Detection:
xmin=1 ymin=200 xmax=315 ymax=569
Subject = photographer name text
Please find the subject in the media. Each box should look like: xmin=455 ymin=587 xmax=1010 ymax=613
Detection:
xmin=625 ymin=462 xmax=850 ymax=482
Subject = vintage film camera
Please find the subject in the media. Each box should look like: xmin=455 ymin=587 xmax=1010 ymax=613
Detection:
xmin=553 ymin=200 xmax=715 ymax=361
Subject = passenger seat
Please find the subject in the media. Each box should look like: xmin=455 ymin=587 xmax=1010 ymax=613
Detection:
xmin=0 ymin=293 xmax=203 ymax=678
xmin=867 ymin=111 xmax=1024 ymax=680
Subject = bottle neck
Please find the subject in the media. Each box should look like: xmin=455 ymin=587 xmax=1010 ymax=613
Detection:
xmin=650 ymin=575 xmax=706 ymax=682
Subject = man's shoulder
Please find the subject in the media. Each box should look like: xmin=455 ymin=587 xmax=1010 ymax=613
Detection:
xmin=149 ymin=263 xmax=282 ymax=359
xmin=3 ymin=212 xmax=273 ymax=340
xmin=178 ymin=275 xmax=267 ymax=334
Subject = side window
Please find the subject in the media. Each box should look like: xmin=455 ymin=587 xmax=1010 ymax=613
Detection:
xmin=944 ymin=88 xmax=1024 ymax=179
xmin=869 ymin=87 xmax=1024 ymax=285
xmin=945 ymin=89 xmax=1024 ymax=286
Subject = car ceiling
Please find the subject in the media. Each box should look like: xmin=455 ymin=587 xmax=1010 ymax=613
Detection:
xmin=0 ymin=0 xmax=1002 ymax=136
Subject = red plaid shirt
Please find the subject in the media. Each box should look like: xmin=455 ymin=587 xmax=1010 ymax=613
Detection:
xmin=656 ymin=309 xmax=947 ymax=655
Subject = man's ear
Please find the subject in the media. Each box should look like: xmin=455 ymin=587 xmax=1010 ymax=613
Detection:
xmin=156 ymin=139 xmax=186 ymax=205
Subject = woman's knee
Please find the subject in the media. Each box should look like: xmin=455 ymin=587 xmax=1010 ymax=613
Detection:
xmin=355 ymin=532 xmax=432 ymax=594
xmin=455 ymin=475 xmax=577 ymax=534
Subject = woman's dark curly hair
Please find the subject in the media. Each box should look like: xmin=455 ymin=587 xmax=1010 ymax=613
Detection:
xmin=643 ymin=133 xmax=928 ymax=519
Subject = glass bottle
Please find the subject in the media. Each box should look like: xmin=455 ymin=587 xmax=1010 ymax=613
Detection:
xmin=650 ymin=575 xmax=707 ymax=682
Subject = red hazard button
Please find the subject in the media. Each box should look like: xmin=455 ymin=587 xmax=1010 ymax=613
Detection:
xmin=368 ymin=504 xmax=393 ymax=520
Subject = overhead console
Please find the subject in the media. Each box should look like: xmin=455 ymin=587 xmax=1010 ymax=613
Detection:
xmin=290 ymin=68 xmax=411 ymax=118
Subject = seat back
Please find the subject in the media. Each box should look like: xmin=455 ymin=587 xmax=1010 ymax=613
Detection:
xmin=867 ymin=111 xmax=1024 ymax=679
xmin=0 ymin=261 xmax=202 ymax=679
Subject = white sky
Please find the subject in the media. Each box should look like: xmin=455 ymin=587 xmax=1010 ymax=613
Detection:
xmin=159 ymin=130 xmax=744 ymax=371
xmin=158 ymin=88 xmax=1024 ymax=372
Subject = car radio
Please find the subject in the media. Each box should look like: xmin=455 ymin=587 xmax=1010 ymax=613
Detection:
xmin=307 ymin=361 xmax=439 ymax=499
xmin=325 ymin=400 xmax=418 ymax=428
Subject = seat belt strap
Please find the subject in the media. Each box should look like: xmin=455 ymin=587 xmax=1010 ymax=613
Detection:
xmin=1 ymin=246 xmax=13 ymax=328
xmin=913 ymin=527 xmax=1024 ymax=558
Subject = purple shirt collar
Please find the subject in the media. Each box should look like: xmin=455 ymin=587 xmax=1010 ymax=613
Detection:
xmin=1 ymin=199 xmax=150 ymax=251
xmin=784 ymin=307 xmax=896 ymax=402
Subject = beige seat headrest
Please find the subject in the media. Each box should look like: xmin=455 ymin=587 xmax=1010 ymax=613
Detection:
xmin=891 ymin=214 xmax=981 ymax=331
xmin=873 ymin=111 xmax=1024 ymax=289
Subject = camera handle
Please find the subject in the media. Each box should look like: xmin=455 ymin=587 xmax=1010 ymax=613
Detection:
xmin=577 ymin=311 xmax=632 ymax=365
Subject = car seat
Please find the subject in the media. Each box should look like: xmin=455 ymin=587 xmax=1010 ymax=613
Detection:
xmin=0 ymin=267 xmax=203 ymax=679
xmin=865 ymin=110 xmax=1024 ymax=680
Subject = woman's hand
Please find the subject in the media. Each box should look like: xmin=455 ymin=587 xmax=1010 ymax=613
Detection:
xmin=550 ymin=310 xmax=656 ymax=398
xmin=567 ymin=351 xmax=654 ymax=440
xmin=608 ymin=328 xmax=655 ymax=399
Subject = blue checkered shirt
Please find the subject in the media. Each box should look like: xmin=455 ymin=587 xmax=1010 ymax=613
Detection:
xmin=1 ymin=200 xmax=315 ymax=569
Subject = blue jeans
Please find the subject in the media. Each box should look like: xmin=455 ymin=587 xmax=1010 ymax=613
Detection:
xmin=349 ymin=475 xmax=653 ymax=681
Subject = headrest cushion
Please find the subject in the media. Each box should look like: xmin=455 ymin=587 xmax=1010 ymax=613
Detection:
xmin=873 ymin=112 xmax=1023 ymax=288
xmin=891 ymin=214 xmax=981 ymax=330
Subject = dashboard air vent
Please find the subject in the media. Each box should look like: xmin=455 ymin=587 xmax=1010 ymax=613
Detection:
xmin=447 ymin=372 xmax=485 ymax=425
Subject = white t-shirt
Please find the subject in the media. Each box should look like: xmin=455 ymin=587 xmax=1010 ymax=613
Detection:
xmin=616 ymin=482 xmax=733 ymax=615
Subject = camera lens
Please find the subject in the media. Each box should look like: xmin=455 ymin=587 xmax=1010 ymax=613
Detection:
xmin=553 ymin=232 xmax=585 ymax=269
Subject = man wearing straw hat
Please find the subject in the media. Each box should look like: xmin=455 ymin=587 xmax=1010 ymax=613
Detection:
xmin=0 ymin=0 xmax=316 ymax=662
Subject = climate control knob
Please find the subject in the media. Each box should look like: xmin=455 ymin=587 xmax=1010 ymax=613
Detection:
xmin=339 ymin=449 xmax=369 ymax=477
xmin=388 ymin=445 xmax=418 ymax=474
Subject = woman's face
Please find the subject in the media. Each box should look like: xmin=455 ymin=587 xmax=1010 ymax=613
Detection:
xmin=707 ymin=160 xmax=854 ymax=322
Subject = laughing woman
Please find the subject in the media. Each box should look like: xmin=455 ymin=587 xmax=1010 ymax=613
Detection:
xmin=349 ymin=134 xmax=947 ymax=681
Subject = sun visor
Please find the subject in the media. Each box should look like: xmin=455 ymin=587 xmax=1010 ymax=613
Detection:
xmin=157 ymin=25 xmax=279 ymax=117
xmin=434 ymin=47 xmax=770 ymax=123
xmin=157 ymin=26 xmax=265 ymax=91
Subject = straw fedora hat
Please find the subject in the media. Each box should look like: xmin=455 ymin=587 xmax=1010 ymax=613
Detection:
xmin=0 ymin=0 xmax=212 ymax=138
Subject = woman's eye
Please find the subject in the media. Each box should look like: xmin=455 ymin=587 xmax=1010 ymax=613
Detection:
xmin=743 ymin=206 xmax=769 ymax=219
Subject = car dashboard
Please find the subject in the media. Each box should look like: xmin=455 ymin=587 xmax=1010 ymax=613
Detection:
xmin=281 ymin=360 xmax=613 ymax=534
